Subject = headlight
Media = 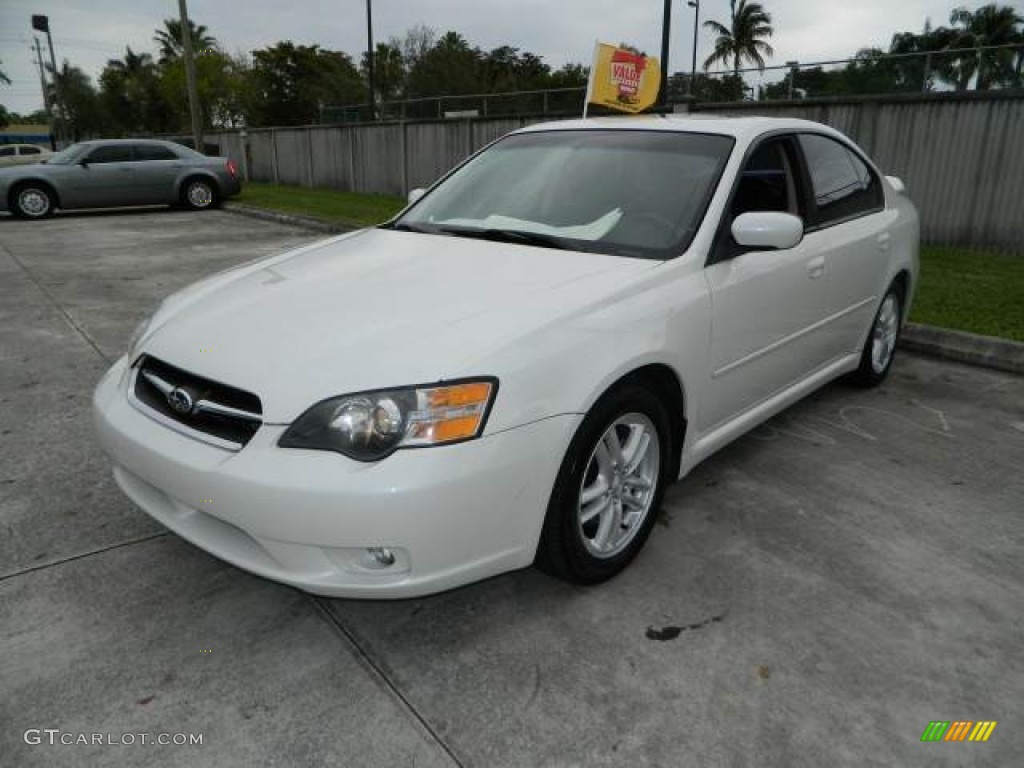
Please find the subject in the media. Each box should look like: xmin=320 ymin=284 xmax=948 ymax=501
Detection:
xmin=279 ymin=379 xmax=497 ymax=461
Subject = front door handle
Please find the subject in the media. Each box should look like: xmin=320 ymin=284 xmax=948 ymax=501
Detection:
xmin=807 ymin=256 xmax=825 ymax=279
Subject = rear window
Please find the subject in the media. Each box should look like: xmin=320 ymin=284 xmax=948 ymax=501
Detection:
xmin=799 ymin=134 xmax=883 ymax=225
xmin=134 ymin=144 xmax=179 ymax=161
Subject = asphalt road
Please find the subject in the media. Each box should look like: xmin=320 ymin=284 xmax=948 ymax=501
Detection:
xmin=2 ymin=209 xmax=1022 ymax=767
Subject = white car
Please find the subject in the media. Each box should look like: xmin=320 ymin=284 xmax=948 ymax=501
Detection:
xmin=93 ymin=117 xmax=919 ymax=598
xmin=0 ymin=143 xmax=53 ymax=167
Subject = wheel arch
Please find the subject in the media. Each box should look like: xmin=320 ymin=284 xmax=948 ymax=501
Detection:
xmin=581 ymin=361 xmax=689 ymax=482
xmin=176 ymin=171 xmax=220 ymax=200
xmin=891 ymin=269 xmax=912 ymax=323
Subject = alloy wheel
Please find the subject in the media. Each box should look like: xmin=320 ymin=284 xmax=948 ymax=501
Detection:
xmin=187 ymin=181 xmax=214 ymax=208
xmin=871 ymin=293 xmax=900 ymax=374
xmin=18 ymin=188 xmax=50 ymax=217
xmin=577 ymin=412 xmax=660 ymax=559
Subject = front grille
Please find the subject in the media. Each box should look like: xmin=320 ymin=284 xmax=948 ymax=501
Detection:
xmin=132 ymin=356 xmax=263 ymax=448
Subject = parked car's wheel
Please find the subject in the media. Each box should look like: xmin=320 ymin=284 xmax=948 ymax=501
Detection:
xmin=850 ymin=282 xmax=904 ymax=387
xmin=182 ymin=177 xmax=219 ymax=210
xmin=536 ymin=383 xmax=671 ymax=584
xmin=11 ymin=183 xmax=55 ymax=219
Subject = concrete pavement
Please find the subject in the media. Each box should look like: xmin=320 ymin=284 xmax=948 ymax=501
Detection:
xmin=1 ymin=209 xmax=1022 ymax=767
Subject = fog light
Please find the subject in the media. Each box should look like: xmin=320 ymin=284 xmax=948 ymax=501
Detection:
xmin=366 ymin=547 xmax=396 ymax=568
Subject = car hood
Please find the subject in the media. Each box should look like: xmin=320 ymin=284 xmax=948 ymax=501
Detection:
xmin=140 ymin=228 xmax=657 ymax=423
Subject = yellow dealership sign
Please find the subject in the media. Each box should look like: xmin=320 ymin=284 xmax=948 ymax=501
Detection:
xmin=585 ymin=42 xmax=661 ymax=114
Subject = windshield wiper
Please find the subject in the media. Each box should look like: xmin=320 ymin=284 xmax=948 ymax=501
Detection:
xmin=388 ymin=222 xmax=433 ymax=233
xmin=437 ymin=227 xmax=570 ymax=250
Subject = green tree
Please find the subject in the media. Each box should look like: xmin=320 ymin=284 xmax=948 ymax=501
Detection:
xmin=154 ymin=18 xmax=217 ymax=64
xmin=480 ymin=46 xmax=551 ymax=92
xmin=246 ymin=42 xmax=363 ymax=126
xmin=361 ymin=42 xmax=406 ymax=103
xmin=405 ymin=31 xmax=484 ymax=97
xmin=703 ymin=0 xmax=775 ymax=75
xmin=99 ymin=46 xmax=170 ymax=134
xmin=160 ymin=50 xmax=248 ymax=129
xmin=51 ymin=60 xmax=109 ymax=139
xmin=945 ymin=3 xmax=1024 ymax=88
xmin=0 ymin=57 xmax=11 ymax=128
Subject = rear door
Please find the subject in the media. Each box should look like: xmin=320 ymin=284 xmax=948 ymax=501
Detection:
xmin=796 ymin=133 xmax=890 ymax=358
xmin=700 ymin=135 xmax=833 ymax=432
xmin=130 ymin=143 xmax=183 ymax=204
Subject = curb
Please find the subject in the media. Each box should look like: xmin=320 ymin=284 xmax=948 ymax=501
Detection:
xmin=222 ymin=203 xmax=1023 ymax=377
xmin=900 ymin=323 xmax=1024 ymax=375
xmin=223 ymin=203 xmax=357 ymax=235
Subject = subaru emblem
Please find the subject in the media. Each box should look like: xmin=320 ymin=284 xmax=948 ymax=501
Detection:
xmin=167 ymin=387 xmax=194 ymax=415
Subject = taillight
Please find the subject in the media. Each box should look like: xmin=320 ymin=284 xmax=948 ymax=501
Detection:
xmin=226 ymin=159 xmax=238 ymax=177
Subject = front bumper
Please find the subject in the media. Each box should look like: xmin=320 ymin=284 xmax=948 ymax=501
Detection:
xmin=93 ymin=356 xmax=579 ymax=598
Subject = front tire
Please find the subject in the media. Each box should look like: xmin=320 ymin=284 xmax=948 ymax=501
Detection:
xmin=536 ymin=384 xmax=671 ymax=584
xmin=850 ymin=284 xmax=903 ymax=387
xmin=11 ymin=183 xmax=55 ymax=219
xmin=181 ymin=177 xmax=218 ymax=210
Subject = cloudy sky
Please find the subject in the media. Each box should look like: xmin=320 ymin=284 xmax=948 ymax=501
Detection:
xmin=0 ymin=0 xmax=999 ymax=115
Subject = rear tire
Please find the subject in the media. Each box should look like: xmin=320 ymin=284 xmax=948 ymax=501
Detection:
xmin=11 ymin=183 xmax=55 ymax=219
xmin=849 ymin=283 xmax=903 ymax=388
xmin=535 ymin=384 xmax=671 ymax=584
xmin=181 ymin=177 xmax=218 ymax=210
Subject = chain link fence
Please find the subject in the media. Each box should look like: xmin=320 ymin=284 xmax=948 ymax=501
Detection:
xmin=318 ymin=43 xmax=1023 ymax=124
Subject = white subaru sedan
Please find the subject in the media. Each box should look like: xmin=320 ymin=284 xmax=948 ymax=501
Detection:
xmin=93 ymin=117 xmax=919 ymax=598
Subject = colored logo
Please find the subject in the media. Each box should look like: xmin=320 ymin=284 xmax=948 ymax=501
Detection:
xmin=921 ymin=721 xmax=997 ymax=742
xmin=585 ymin=43 xmax=661 ymax=115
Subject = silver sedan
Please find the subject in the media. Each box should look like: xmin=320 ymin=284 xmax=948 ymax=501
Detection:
xmin=0 ymin=139 xmax=242 ymax=219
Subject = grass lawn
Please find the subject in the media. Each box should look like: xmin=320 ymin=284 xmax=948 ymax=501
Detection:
xmin=912 ymin=246 xmax=1024 ymax=342
xmin=236 ymin=182 xmax=404 ymax=229
xmin=232 ymin=183 xmax=1023 ymax=342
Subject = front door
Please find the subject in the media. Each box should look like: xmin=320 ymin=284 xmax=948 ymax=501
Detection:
xmin=699 ymin=136 xmax=832 ymax=433
xmin=63 ymin=144 xmax=138 ymax=208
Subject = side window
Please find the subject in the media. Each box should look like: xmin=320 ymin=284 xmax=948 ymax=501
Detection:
xmin=0 ymin=147 xmax=16 ymax=157
xmin=799 ymin=134 xmax=882 ymax=226
xmin=85 ymin=145 xmax=133 ymax=164
xmin=134 ymin=144 xmax=178 ymax=161
xmin=729 ymin=141 xmax=801 ymax=219
xmin=711 ymin=137 xmax=805 ymax=263
xmin=22 ymin=146 xmax=42 ymax=155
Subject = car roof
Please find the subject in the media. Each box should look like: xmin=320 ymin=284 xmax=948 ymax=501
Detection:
xmin=74 ymin=138 xmax=183 ymax=148
xmin=515 ymin=115 xmax=841 ymax=144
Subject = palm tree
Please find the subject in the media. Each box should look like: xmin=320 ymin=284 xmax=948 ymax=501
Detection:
xmin=942 ymin=4 xmax=1024 ymax=89
xmin=154 ymin=18 xmax=217 ymax=63
xmin=703 ymin=0 xmax=775 ymax=75
xmin=0 ymin=58 xmax=11 ymax=85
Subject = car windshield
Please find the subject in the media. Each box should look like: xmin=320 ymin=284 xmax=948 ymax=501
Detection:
xmin=46 ymin=143 xmax=89 ymax=165
xmin=394 ymin=129 xmax=735 ymax=260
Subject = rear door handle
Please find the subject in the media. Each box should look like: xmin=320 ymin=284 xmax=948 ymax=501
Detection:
xmin=807 ymin=256 xmax=825 ymax=279
xmin=877 ymin=233 xmax=891 ymax=251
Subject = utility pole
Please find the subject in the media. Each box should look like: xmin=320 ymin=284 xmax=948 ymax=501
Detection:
xmin=366 ymin=0 xmax=376 ymax=120
xmin=31 ymin=15 xmax=61 ymax=144
xmin=658 ymin=0 xmax=672 ymax=110
xmin=688 ymin=0 xmax=700 ymax=96
xmin=32 ymin=37 xmax=57 ymax=149
xmin=178 ymin=0 xmax=204 ymax=152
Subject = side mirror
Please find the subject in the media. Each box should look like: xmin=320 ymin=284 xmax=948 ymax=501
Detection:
xmin=407 ymin=188 xmax=426 ymax=205
xmin=731 ymin=211 xmax=804 ymax=251
xmin=78 ymin=159 xmax=90 ymax=167
xmin=886 ymin=175 xmax=906 ymax=194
